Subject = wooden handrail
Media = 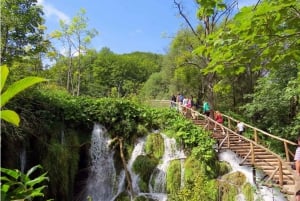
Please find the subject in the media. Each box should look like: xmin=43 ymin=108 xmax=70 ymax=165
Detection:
xmin=221 ymin=113 xmax=297 ymax=162
xmin=148 ymin=100 xmax=296 ymax=188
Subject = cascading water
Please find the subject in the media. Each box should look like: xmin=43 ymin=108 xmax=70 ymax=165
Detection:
xmin=111 ymin=137 xmax=146 ymax=201
xmin=83 ymin=124 xmax=117 ymax=201
xmin=128 ymin=137 xmax=146 ymax=194
xmin=83 ymin=126 xmax=185 ymax=201
xmin=149 ymin=134 xmax=185 ymax=193
xmin=219 ymin=150 xmax=288 ymax=201
xmin=20 ymin=146 xmax=26 ymax=173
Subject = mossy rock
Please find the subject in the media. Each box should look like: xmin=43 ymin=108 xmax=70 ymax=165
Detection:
xmin=222 ymin=171 xmax=246 ymax=186
xmin=132 ymin=155 xmax=159 ymax=191
xmin=166 ymin=160 xmax=181 ymax=194
xmin=133 ymin=195 xmax=156 ymax=201
xmin=183 ymin=156 xmax=202 ymax=182
xmin=219 ymin=171 xmax=247 ymax=201
xmin=113 ymin=191 xmax=131 ymax=201
xmin=242 ymin=182 xmax=255 ymax=201
xmin=218 ymin=161 xmax=232 ymax=176
xmin=144 ymin=133 xmax=164 ymax=159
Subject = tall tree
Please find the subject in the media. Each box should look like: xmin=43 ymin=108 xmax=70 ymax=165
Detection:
xmin=173 ymin=0 xmax=237 ymax=109
xmin=50 ymin=8 xmax=98 ymax=96
xmin=196 ymin=0 xmax=300 ymax=110
xmin=0 ymin=0 xmax=49 ymax=65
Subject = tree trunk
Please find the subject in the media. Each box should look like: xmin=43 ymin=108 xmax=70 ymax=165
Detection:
xmin=119 ymin=138 xmax=134 ymax=197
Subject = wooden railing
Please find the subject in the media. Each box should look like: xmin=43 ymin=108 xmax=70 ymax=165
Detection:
xmin=221 ymin=113 xmax=298 ymax=162
xmin=148 ymin=100 xmax=299 ymax=195
xmin=147 ymin=100 xmax=297 ymax=162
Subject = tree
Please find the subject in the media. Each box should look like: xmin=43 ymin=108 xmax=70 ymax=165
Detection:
xmin=172 ymin=0 xmax=237 ymax=109
xmin=50 ymin=8 xmax=98 ymax=96
xmin=0 ymin=0 xmax=49 ymax=65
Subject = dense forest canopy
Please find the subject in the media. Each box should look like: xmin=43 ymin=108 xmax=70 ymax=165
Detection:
xmin=1 ymin=0 xmax=299 ymax=142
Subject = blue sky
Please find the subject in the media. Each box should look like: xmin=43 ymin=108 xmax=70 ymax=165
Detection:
xmin=37 ymin=0 xmax=256 ymax=55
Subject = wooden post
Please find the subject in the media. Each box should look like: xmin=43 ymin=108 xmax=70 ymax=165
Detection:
xmin=250 ymin=143 xmax=255 ymax=165
xmin=254 ymin=129 xmax=258 ymax=143
xmin=227 ymin=132 xmax=230 ymax=149
xmin=284 ymin=141 xmax=290 ymax=162
xmin=278 ymin=159 xmax=283 ymax=186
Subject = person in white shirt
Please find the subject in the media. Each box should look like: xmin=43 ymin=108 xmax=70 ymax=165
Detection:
xmin=236 ymin=121 xmax=245 ymax=142
xmin=294 ymin=137 xmax=300 ymax=176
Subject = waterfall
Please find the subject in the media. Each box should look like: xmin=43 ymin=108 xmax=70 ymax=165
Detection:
xmin=84 ymin=124 xmax=117 ymax=201
xmin=111 ymin=137 xmax=146 ymax=201
xmin=83 ymin=127 xmax=186 ymax=201
xmin=61 ymin=129 xmax=65 ymax=145
xmin=128 ymin=137 xmax=145 ymax=194
xmin=219 ymin=150 xmax=288 ymax=201
xmin=20 ymin=146 xmax=26 ymax=173
xmin=149 ymin=134 xmax=186 ymax=194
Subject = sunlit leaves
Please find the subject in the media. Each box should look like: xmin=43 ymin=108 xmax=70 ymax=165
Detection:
xmin=0 ymin=65 xmax=47 ymax=126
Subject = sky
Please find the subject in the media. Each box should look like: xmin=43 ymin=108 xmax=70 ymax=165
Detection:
xmin=37 ymin=0 xmax=256 ymax=55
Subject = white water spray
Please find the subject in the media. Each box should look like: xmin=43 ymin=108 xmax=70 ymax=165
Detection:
xmin=219 ymin=150 xmax=288 ymax=201
xmin=84 ymin=124 xmax=117 ymax=201
xmin=149 ymin=134 xmax=186 ymax=194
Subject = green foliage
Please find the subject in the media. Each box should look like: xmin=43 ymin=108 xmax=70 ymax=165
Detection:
xmin=242 ymin=183 xmax=255 ymax=201
xmin=217 ymin=161 xmax=231 ymax=176
xmin=144 ymin=133 xmax=164 ymax=159
xmin=42 ymin=132 xmax=79 ymax=201
xmin=0 ymin=65 xmax=47 ymax=126
xmin=0 ymin=0 xmax=49 ymax=64
xmin=139 ymin=72 xmax=169 ymax=99
xmin=166 ymin=160 xmax=181 ymax=194
xmin=1 ymin=165 xmax=50 ymax=201
xmin=133 ymin=195 xmax=155 ymax=201
xmin=241 ymin=64 xmax=299 ymax=140
xmin=132 ymin=155 xmax=158 ymax=192
xmin=168 ymin=173 xmax=217 ymax=201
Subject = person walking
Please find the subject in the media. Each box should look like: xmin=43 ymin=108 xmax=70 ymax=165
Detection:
xmin=295 ymin=137 xmax=300 ymax=176
xmin=170 ymin=94 xmax=176 ymax=108
xmin=214 ymin=111 xmax=223 ymax=131
xmin=202 ymin=101 xmax=210 ymax=117
xmin=236 ymin=121 xmax=245 ymax=142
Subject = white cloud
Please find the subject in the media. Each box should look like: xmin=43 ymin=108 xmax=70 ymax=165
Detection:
xmin=37 ymin=0 xmax=70 ymax=23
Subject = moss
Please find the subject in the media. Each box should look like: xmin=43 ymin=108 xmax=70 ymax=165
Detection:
xmin=136 ymin=124 xmax=149 ymax=137
xmin=132 ymin=155 xmax=159 ymax=192
xmin=220 ymin=183 xmax=238 ymax=201
xmin=144 ymin=133 xmax=164 ymax=159
xmin=166 ymin=160 xmax=181 ymax=194
xmin=183 ymin=156 xmax=202 ymax=182
xmin=42 ymin=129 xmax=80 ymax=201
xmin=133 ymin=195 xmax=156 ymax=201
xmin=219 ymin=171 xmax=248 ymax=201
xmin=218 ymin=161 xmax=232 ymax=176
xmin=242 ymin=182 xmax=255 ymax=201
xmin=114 ymin=191 xmax=131 ymax=201
xmin=222 ymin=171 xmax=246 ymax=186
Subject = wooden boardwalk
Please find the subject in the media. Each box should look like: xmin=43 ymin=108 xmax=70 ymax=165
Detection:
xmin=148 ymin=100 xmax=300 ymax=200
xmin=190 ymin=109 xmax=299 ymax=200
